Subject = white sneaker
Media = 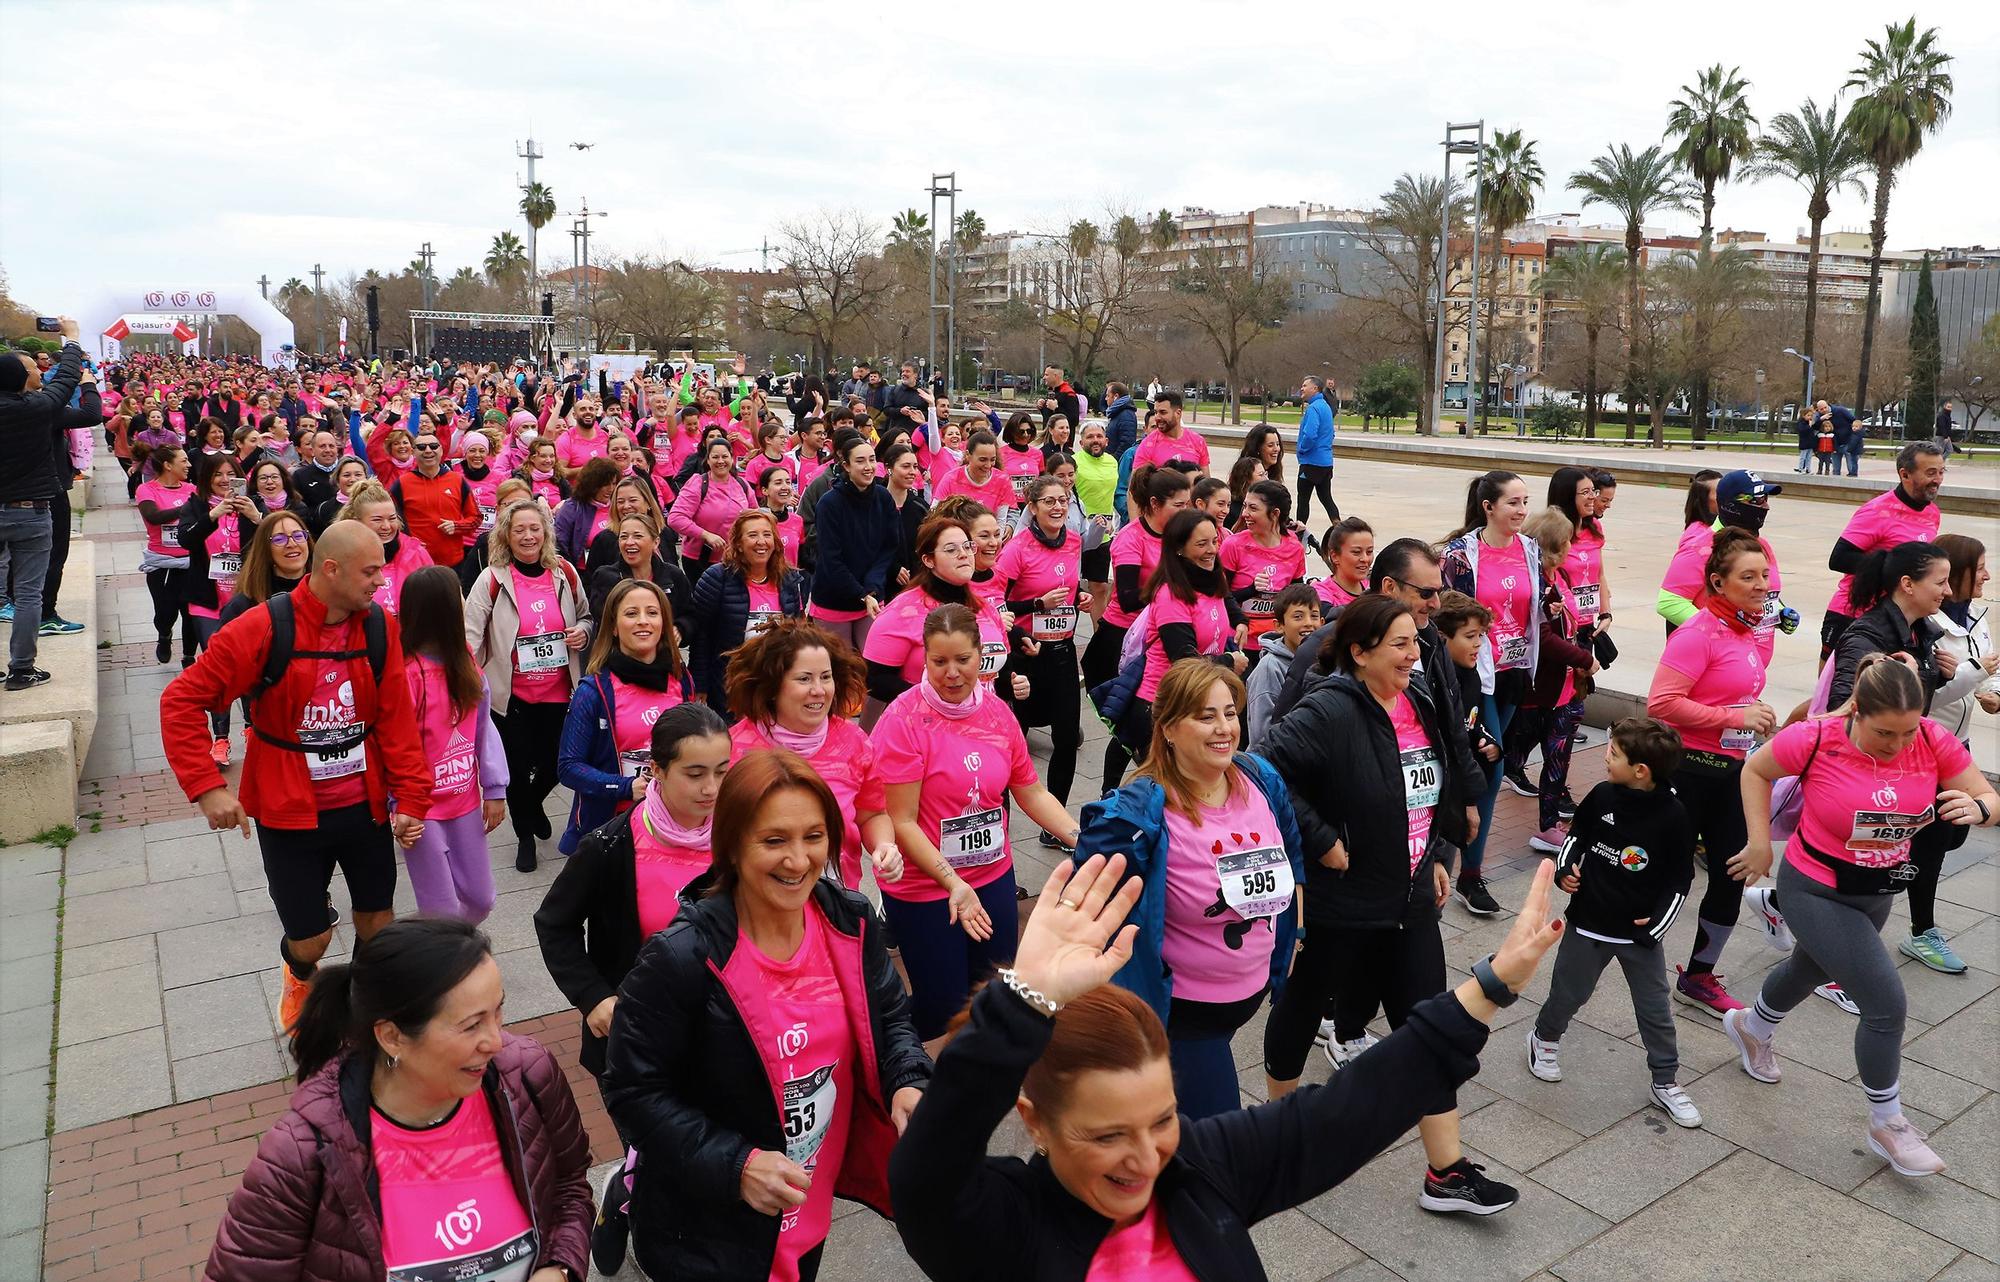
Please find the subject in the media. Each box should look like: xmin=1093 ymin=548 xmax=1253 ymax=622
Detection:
xmin=1324 ymin=1032 xmax=1378 ymax=1069
xmin=1649 ymin=1082 xmax=1702 ymax=1128
xmin=1526 ymin=1029 xmax=1563 ymax=1082
xmin=1314 ymin=1017 xmax=1337 ymax=1046
xmin=1743 ymin=886 xmax=1794 ymax=953
xmin=1722 ymin=1008 xmax=1781 ymax=1083
xmin=1815 ymin=982 xmax=1860 ymax=1016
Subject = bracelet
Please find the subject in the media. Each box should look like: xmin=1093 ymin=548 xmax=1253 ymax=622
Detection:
xmin=1472 ymin=954 xmax=1518 ymax=1008
xmin=997 ymin=967 xmax=1060 ymax=1018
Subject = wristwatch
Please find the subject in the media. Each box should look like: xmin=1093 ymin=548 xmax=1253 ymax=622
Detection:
xmin=1472 ymin=954 xmax=1518 ymax=1008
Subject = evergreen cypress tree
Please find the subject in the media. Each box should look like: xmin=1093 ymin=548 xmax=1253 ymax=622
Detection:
xmin=1905 ymin=252 xmax=1940 ymax=440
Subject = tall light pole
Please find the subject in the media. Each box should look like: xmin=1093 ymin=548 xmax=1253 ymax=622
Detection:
xmin=309 ymin=263 xmax=326 ymax=355
xmin=566 ymin=199 xmax=609 ymax=353
xmin=417 ymin=242 xmax=437 ymax=358
xmin=927 ymin=173 xmax=960 ymax=394
xmin=516 ymin=136 xmax=544 ymax=291
xmin=1783 ymin=347 xmax=1815 ymax=413
xmin=1429 ymin=124 xmax=1483 ymax=436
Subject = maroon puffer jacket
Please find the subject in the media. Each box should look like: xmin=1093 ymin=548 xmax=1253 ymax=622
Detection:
xmin=205 ymin=1032 xmax=593 ymax=1282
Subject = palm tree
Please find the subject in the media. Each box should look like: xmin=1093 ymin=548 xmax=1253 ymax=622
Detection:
xmin=888 ymin=209 xmax=931 ymax=249
xmin=954 ymin=209 xmax=986 ymax=253
xmin=1845 ymin=18 xmax=1954 ymax=414
xmin=1746 ymin=98 xmax=1869 ymax=408
xmin=1475 ymin=129 xmax=1544 ymax=430
xmin=518 ymin=181 xmax=556 ymax=293
xmin=1538 ymin=244 xmax=1625 ymax=436
xmin=1150 ymin=209 xmax=1179 ymax=253
xmin=1666 ymin=64 xmax=1756 ymax=439
xmin=1068 ymin=219 xmax=1101 ymax=260
xmin=1568 ymin=144 xmax=1695 ymax=439
xmin=485 ymin=231 xmax=530 ymax=299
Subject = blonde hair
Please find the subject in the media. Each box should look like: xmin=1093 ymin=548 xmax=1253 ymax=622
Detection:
xmin=337 ymin=479 xmax=397 ymax=527
xmin=1134 ymin=658 xmax=1248 ymax=822
xmin=1521 ymin=507 xmax=1573 ymax=568
xmin=487 ymin=498 xmax=556 ymax=569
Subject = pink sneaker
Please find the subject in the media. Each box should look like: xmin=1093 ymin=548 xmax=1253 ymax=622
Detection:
xmin=1674 ymin=966 xmax=1746 ymax=1019
xmin=1527 ymin=824 xmax=1569 ymax=855
xmin=1868 ymin=1116 xmax=1945 ymax=1178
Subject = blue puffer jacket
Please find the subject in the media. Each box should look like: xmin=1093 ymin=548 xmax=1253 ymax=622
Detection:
xmin=1104 ymin=395 xmax=1139 ymax=457
xmin=1073 ymin=754 xmax=1306 ymax=1023
xmin=1297 ymin=392 xmax=1334 ymax=467
xmin=685 ymin=564 xmax=808 ymax=710
xmin=556 ymin=669 xmax=695 ymax=853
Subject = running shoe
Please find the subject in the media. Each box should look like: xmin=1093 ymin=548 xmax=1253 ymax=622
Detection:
xmin=1868 ymin=1116 xmax=1946 ymax=1178
xmin=1815 ymin=982 xmax=1859 ymax=1015
xmin=1038 ymin=830 xmax=1076 ymax=854
xmin=210 ymin=737 xmax=231 ymax=767
xmin=1314 ymin=1017 xmax=1337 ymax=1046
xmin=1649 ymin=1082 xmax=1703 ymax=1128
xmin=1899 ymin=928 xmax=1967 ymax=975
xmin=1555 ymin=790 xmax=1577 ymax=821
xmin=1419 ymin=1159 xmax=1518 ymax=1216
xmin=1324 ymin=1032 xmax=1378 ymax=1070
xmin=1528 ymin=824 xmax=1569 ymax=855
xmin=1454 ymin=877 xmax=1501 ymax=916
xmin=1721 ymin=1007 xmax=1781 ymax=1083
xmin=1743 ymin=886 xmax=1794 ymax=953
xmin=1502 ymin=768 xmax=1537 ymax=798
xmin=1526 ymin=1029 xmax=1562 ymax=1082
xmin=592 ymin=1164 xmax=631 ymax=1275
xmin=38 ymin=615 xmax=83 ymax=636
xmin=156 ymin=634 xmax=172 ymax=663
xmin=1674 ymin=967 xmax=1745 ymax=1018
xmin=279 ymin=964 xmax=310 ymax=1035
xmin=4 ymin=668 xmax=51 ymax=691
xmin=0 ymin=603 xmax=11 ymax=622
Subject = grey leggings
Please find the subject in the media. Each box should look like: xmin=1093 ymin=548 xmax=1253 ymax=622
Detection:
xmin=1535 ymin=933 xmax=1679 ymax=1085
xmin=1756 ymin=858 xmax=1905 ymax=1091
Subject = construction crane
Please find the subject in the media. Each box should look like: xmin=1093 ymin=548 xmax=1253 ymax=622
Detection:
xmin=718 ymin=239 xmax=773 ymax=271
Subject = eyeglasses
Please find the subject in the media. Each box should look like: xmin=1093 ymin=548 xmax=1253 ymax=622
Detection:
xmin=1409 ymin=584 xmax=1443 ymax=600
xmin=268 ymin=531 xmax=310 ymax=548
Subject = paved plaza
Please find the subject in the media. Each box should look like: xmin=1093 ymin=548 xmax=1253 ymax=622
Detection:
xmin=1 ymin=452 xmax=1995 ymax=1281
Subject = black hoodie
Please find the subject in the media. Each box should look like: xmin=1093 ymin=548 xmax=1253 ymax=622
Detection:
xmin=1555 ymin=780 xmax=1694 ymax=946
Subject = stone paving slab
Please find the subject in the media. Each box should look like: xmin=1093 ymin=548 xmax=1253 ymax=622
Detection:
xmin=1547 ymin=1150 xmax=1958 ymax=1282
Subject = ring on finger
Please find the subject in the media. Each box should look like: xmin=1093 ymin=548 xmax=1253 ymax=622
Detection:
xmin=1057 ymin=898 xmax=1080 ymax=910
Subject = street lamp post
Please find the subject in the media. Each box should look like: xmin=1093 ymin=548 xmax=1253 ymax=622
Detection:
xmin=1429 ymin=122 xmax=1484 ymax=437
xmin=1782 ymin=347 xmax=1815 ymax=415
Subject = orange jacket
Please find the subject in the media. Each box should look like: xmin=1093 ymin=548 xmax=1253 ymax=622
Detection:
xmin=160 ymin=579 xmax=433 ymax=829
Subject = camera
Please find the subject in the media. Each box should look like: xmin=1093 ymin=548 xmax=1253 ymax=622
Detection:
xmin=35 ymin=317 xmax=61 ymax=333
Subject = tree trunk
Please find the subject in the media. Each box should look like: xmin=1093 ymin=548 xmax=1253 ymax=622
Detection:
xmin=1801 ymin=207 xmax=1825 ymax=410
xmin=1854 ymin=161 xmax=1895 ymax=415
xmin=1650 ymin=399 xmax=1666 ymax=448
xmin=1691 ymin=183 xmax=1715 ymax=444
xmin=1228 ymin=379 xmax=1241 ymax=425
xmin=1478 ymin=239 xmax=1499 ymax=434
xmin=1584 ymin=324 xmax=1600 ymax=438
xmin=1624 ymin=239 xmax=1641 ymax=441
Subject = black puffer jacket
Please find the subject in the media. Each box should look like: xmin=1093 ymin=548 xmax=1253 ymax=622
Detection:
xmin=601 ymin=879 xmax=932 ymax=1282
xmin=1259 ymin=673 xmax=1468 ymax=930
xmin=1830 ymin=596 xmax=1943 ymax=711
xmin=685 ymin=562 xmax=808 ymax=710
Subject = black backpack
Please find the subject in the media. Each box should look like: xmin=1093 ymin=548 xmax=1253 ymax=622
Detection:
xmin=245 ymin=593 xmax=389 ymax=753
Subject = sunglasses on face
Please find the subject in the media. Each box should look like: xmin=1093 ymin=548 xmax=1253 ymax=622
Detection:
xmin=1409 ymin=584 xmax=1443 ymax=600
xmin=414 ymin=442 xmax=441 ymax=452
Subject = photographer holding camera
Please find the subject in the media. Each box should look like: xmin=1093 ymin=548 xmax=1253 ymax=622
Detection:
xmin=0 ymin=316 xmax=91 ymax=690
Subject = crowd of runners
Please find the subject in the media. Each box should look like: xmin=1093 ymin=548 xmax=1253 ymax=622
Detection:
xmin=17 ymin=330 xmax=1995 ymax=1281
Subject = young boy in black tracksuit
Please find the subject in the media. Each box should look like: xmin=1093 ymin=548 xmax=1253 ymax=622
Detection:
xmin=1527 ymin=717 xmax=1703 ymax=1127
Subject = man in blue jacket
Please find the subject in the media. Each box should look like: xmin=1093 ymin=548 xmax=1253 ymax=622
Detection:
xmin=1826 ymin=401 xmax=1860 ymax=477
xmin=1102 ymin=381 xmax=1138 ymax=456
xmin=1295 ymin=375 xmax=1338 ymax=526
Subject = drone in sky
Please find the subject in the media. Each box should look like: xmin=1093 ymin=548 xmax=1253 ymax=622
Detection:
xmin=571 ymin=142 xmax=595 ymax=151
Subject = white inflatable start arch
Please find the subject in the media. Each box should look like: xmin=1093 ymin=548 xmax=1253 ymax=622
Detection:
xmin=77 ymin=286 xmax=296 ymax=367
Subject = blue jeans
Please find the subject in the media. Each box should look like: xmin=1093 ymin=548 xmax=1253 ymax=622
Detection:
xmin=879 ymin=867 xmax=1019 ymax=1040
xmin=0 ymin=506 xmax=52 ymax=674
xmin=1462 ymin=693 xmax=1517 ymax=877
xmin=1844 ymin=443 xmax=1862 ymax=476
xmin=1796 ymin=449 xmax=1813 ymax=471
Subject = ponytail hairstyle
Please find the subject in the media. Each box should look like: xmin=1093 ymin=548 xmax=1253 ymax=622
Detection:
xmin=1683 ymin=468 xmax=1722 ymax=528
xmin=923 ymin=601 xmax=984 ymax=650
xmin=1245 ymin=479 xmax=1292 ymax=529
xmin=290 ymin=917 xmax=493 ymax=1082
xmin=1449 ymin=470 xmax=1523 ymax=540
xmin=1702 ymin=527 xmax=1768 ymax=601
xmin=1934 ymin=533 xmax=1986 ymax=604
xmin=648 ymin=700 xmax=729 ymax=768
xmin=1145 ymin=508 xmax=1226 ymax=606
xmin=1837 ymin=651 xmax=1927 ymax=720
xmin=1129 ymin=463 xmax=1193 ymax=525
xmin=1847 ymin=540 xmax=1949 ymax=616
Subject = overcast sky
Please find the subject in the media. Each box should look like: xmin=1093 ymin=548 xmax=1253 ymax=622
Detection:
xmin=3 ymin=0 xmax=1995 ymax=310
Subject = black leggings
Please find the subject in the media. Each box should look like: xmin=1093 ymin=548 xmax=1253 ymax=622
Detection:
xmin=1264 ymin=917 xmax=1446 ymax=1080
xmin=1003 ymin=640 xmax=1083 ymax=805
xmin=1904 ymin=817 xmax=1967 ymax=935
xmin=145 ymin=565 xmax=196 ymax=658
xmin=1081 ymin=621 xmax=1129 ymax=795
xmin=1296 ymin=464 xmax=1338 ymax=527
xmin=1675 ymin=759 xmax=1750 ymax=974
xmin=494 ymin=698 xmax=567 ymax=846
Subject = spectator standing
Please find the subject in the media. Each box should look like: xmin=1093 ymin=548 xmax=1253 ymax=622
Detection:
xmin=1934 ymin=399 xmax=1956 ymax=457
xmin=1295 ymin=374 xmax=1338 ymax=527
xmin=0 ymin=322 xmax=84 ymax=689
